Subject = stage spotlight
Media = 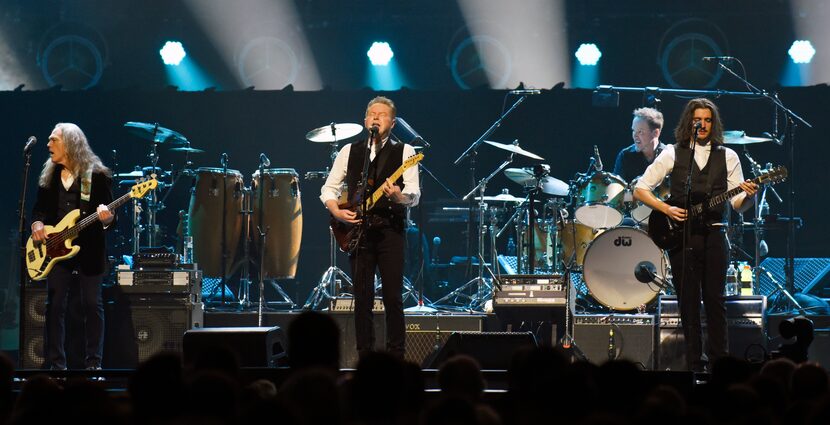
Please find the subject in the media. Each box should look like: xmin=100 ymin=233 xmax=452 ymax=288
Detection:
xmin=367 ymin=42 xmax=394 ymax=66
xmin=575 ymin=43 xmax=602 ymax=66
xmin=788 ymin=40 xmax=816 ymax=64
xmin=160 ymin=41 xmax=187 ymax=66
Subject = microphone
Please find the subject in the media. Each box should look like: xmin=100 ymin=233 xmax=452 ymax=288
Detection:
xmin=432 ymin=236 xmax=441 ymax=264
xmin=593 ymin=145 xmax=603 ymax=171
xmin=762 ymin=132 xmax=784 ymax=146
xmin=369 ymin=125 xmax=379 ymax=134
xmin=634 ymin=261 xmax=670 ymax=290
xmin=23 ymin=136 xmax=37 ymax=154
xmin=702 ymin=56 xmax=736 ymax=62
xmin=509 ymin=89 xmax=542 ymax=95
xmin=220 ymin=152 xmax=229 ymax=167
xmin=259 ymin=153 xmax=271 ymax=168
xmin=394 ymin=117 xmax=431 ymax=147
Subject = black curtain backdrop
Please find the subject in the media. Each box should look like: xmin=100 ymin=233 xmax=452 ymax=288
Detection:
xmin=1 ymin=87 xmax=827 ymax=304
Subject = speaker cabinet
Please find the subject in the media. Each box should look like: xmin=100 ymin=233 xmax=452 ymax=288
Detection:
xmin=104 ymin=289 xmax=203 ymax=368
xmin=573 ymin=314 xmax=656 ymax=369
xmin=404 ymin=314 xmax=484 ymax=367
xmin=424 ymin=331 xmax=536 ymax=369
xmin=20 ymin=283 xmax=86 ymax=369
xmin=183 ymin=327 xmax=287 ymax=367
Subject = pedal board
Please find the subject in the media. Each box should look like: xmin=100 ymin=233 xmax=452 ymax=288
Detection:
xmin=329 ymin=296 xmax=384 ymax=313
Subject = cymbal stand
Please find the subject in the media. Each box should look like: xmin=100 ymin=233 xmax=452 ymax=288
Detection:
xmin=304 ymin=126 xmax=353 ymax=310
xmin=433 ymin=154 xmax=513 ymax=311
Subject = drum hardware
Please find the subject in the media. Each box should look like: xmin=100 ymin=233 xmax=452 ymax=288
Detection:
xmin=433 ymin=153 xmax=516 ymax=311
xmin=504 ymin=167 xmax=570 ymax=197
xmin=304 ymin=123 xmax=356 ymax=310
xmin=124 ymin=121 xmax=189 ymax=146
xmin=723 ymin=130 xmax=775 ymax=145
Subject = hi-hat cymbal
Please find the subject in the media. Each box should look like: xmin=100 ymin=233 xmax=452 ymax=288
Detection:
xmin=306 ymin=123 xmax=364 ymax=143
xmin=483 ymin=140 xmax=544 ymax=160
xmin=504 ymin=168 xmax=570 ymax=196
xmin=475 ymin=193 xmax=526 ymax=203
xmin=169 ymin=146 xmax=205 ymax=153
xmin=724 ymin=130 xmax=773 ymax=145
xmin=124 ymin=122 xmax=189 ymax=146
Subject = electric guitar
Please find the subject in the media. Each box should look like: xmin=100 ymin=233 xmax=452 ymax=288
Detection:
xmin=331 ymin=153 xmax=424 ymax=252
xmin=25 ymin=178 xmax=157 ymax=280
xmin=648 ymin=166 xmax=787 ymax=250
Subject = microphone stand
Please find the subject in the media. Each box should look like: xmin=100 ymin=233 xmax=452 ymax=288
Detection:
xmin=713 ymin=60 xmax=812 ymax=300
xmin=220 ymin=154 xmax=229 ymax=305
xmin=17 ymin=144 xmax=34 ymax=368
xmin=350 ymin=130 xmax=376 ymax=307
xmin=256 ymin=158 xmax=268 ymax=326
xmin=679 ymin=128 xmax=700 ymax=306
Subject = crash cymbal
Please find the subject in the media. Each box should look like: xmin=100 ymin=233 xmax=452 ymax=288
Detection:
xmin=124 ymin=122 xmax=189 ymax=146
xmin=306 ymin=123 xmax=364 ymax=143
xmin=483 ymin=140 xmax=544 ymax=160
xmin=504 ymin=168 xmax=570 ymax=196
xmin=723 ymin=130 xmax=773 ymax=145
xmin=114 ymin=170 xmax=145 ymax=178
xmin=474 ymin=193 xmax=526 ymax=203
xmin=169 ymin=146 xmax=205 ymax=153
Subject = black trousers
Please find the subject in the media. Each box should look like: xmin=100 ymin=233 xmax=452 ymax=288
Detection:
xmin=668 ymin=227 xmax=728 ymax=370
xmin=44 ymin=261 xmax=105 ymax=369
xmin=350 ymin=220 xmax=405 ymax=357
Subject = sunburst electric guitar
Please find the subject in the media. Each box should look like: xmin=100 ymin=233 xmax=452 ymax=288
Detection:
xmin=25 ymin=178 xmax=157 ymax=280
xmin=331 ymin=153 xmax=424 ymax=252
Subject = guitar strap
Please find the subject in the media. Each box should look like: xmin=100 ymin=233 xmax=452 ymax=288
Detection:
xmin=80 ymin=167 xmax=93 ymax=208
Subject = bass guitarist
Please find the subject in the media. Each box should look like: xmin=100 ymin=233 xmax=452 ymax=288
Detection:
xmin=320 ymin=96 xmax=421 ymax=359
xmin=634 ymin=98 xmax=756 ymax=372
xmin=30 ymin=123 xmax=115 ymax=370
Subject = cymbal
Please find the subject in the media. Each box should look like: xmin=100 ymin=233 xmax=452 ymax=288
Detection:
xmin=483 ymin=140 xmax=544 ymax=160
xmin=475 ymin=193 xmax=526 ymax=203
xmin=723 ymin=130 xmax=773 ymax=145
xmin=306 ymin=123 xmax=364 ymax=143
xmin=169 ymin=147 xmax=205 ymax=153
xmin=124 ymin=122 xmax=189 ymax=146
xmin=114 ymin=170 xmax=144 ymax=178
xmin=504 ymin=168 xmax=570 ymax=196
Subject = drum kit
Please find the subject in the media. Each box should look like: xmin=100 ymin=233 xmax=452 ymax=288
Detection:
xmin=116 ymin=122 xmax=302 ymax=315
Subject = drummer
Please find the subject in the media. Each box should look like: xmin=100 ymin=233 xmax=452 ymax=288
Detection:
xmin=613 ymin=107 xmax=667 ymax=182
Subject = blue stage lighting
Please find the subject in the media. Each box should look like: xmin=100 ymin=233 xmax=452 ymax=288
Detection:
xmin=160 ymin=41 xmax=187 ymax=66
xmin=575 ymin=43 xmax=602 ymax=66
xmin=788 ymin=40 xmax=816 ymax=64
xmin=367 ymin=42 xmax=394 ymax=66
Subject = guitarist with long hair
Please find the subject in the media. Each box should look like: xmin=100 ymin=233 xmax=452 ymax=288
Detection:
xmin=634 ymin=99 xmax=757 ymax=372
xmin=320 ymin=96 xmax=421 ymax=359
xmin=30 ymin=123 xmax=115 ymax=370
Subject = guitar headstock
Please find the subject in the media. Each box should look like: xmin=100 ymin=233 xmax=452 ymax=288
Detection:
xmin=759 ymin=165 xmax=788 ymax=185
xmin=131 ymin=178 xmax=158 ymax=199
xmin=404 ymin=153 xmax=424 ymax=168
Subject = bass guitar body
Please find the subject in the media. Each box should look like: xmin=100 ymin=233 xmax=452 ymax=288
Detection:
xmin=25 ymin=210 xmax=82 ymax=281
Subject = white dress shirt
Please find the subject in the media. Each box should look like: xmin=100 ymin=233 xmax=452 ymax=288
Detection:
xmin=319 ymin=138 xmax=421 ymax=208
xmin=635 ymin=143 xmax=747 ymax=210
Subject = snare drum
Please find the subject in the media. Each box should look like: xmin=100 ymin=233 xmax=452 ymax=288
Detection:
xmin=573 ymin=171 xmax=627 ymax=229
xmin=626 ymin=176 xmax=671 ymax=225
xmin=188 ymin=168 xmax=244 ymax=277
xmin=582 ymin=226 xmax=665 ymax=310
xmin=252 ymin=168 xmax=303 ymax=279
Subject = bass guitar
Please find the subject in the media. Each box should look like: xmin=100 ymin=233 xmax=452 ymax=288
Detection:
xmin=26 ymin=178 xmax=157 ymax=280
xmin=331 ymin=153 xmax=424 ymax=252
xmin=648 ymin=166 xmax=787 ymax=250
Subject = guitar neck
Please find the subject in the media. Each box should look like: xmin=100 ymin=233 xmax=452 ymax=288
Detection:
xmin=365 ymin=159 xmax=419 ymax=211
xmin=65 ymin=192 xmax=133 ymax=238
xmin=690 ymin=174 xmax=767 ymax=217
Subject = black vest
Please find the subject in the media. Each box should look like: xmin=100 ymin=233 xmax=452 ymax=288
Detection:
xmin=345 ymin=139 xmax=406 ymax=217
xmin=670 ymin=144 xmax=728 ymax=225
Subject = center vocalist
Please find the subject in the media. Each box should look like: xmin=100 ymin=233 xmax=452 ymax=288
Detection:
xmin=319 ymin=96 xmax=421 ymax=359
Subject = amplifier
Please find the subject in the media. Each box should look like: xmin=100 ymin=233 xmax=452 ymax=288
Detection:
xmin=573 ymin=314 xmax=656 ymax=369
xmin=117 ymin=269 xmax=201 ymax=298
xmin=329 ymin=296 xmax=384 ymax=313
xmin=657 ymin=295 xmax=767 ymax=369
xmin=133 ymin=249 xmax=178 ymax=270
xmin=494 ymin=274 xmax=567 ymax=306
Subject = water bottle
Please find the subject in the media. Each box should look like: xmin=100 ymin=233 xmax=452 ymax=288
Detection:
xmin=725 ymin=263 xmax=740 ymax=296
xmin=183 ymin=235 xmax=194 ymax=264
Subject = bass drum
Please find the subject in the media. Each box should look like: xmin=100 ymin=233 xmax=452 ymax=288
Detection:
xmin=188 ymin=168 xmax=244 ymax=277
xmin=582 ymin=226 xmax=665 ymax=310
xmin=252 ymin=168 xmax=303 ymax=279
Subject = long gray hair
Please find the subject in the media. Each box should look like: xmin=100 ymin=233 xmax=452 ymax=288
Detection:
xmin=39 ymin=123 xmax=111 ymax=188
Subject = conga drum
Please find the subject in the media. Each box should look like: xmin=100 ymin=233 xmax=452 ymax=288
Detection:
xmin=251 ymin=168 xmax=303 ymax=279
xmin=188 ymin=168 xmax=243 ymax=277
